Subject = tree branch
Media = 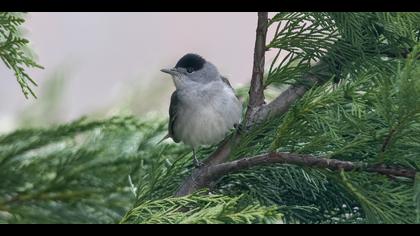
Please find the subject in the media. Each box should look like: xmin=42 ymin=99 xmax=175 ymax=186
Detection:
xmin=253 ymin=73 xmax=320 ymax=125
xmin=209 ymin=152 xmax=416 ymax=180
xmin=244 ymin=12 xmax=268 ymax=126
xmin=188 ymin=153 xmax=417 ymax=190
xmin=175 ymin=131 xmax=241 ymax=196
xmin=380 ymin=128 xmax=396 ymax=153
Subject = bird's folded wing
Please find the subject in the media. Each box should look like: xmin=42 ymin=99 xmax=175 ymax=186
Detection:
xmin=169 ymin=90 xmax=181 ymax=143
xmin=221 ymin=75 xmax=241 ymax=100
xmin=221 ymin=76 xmax=233 ymax=90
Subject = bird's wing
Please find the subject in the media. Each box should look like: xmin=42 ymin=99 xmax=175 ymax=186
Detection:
xmin=221 ymin=76 xmax=233 ymax=90
xmin=168 ymin=91 xmax=181 ymax=143
xmin=221 ymin=75 xmax=241 ymax=100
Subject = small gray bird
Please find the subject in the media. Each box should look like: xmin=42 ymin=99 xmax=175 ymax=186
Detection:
xmin=161 ymin=53 xmax=242 ymax=165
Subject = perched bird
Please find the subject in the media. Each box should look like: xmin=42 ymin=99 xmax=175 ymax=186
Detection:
xmin=160 ymin=53 xmax=242 ymax=165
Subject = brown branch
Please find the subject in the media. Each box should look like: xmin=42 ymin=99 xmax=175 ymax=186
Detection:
xmin=182 ymin=153 xmax=416 ymax=191
xmin=244 ymin=12 xmax=268 ymax=127
xmin=380 ymin=47 xmax=413 ymax=59
xmin=252 ymin=59 xmax=333 ymax=125
xmin=175 ymin=135 xmax=241 ymax=197
xmin=253 ymin=74 xmax=319 ymax=125
xmin=210 ymin=152 xmax=416 ymax=179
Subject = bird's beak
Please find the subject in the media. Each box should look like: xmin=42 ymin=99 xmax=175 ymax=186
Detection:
xmin=160 ymin=68 xmax=178 ymax=76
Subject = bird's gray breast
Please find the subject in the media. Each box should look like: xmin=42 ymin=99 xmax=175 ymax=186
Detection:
xmin=172 ymin=80 xmax=242 ymax=148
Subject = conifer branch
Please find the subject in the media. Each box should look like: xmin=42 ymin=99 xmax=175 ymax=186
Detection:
xmin=0 ymin=12 xmax=43 ymax=99
xmin=253 ymin=73 xmax=320 ymax=125
xmin=177 ymin=152 xmax=416 ymax=197
xmin=380 ymin=128 xmax=396 ymax=153
xmin=208 ymin=152 xmax=416 ymax=180
xmin=244 ymin=12 xmax=268 ymax=126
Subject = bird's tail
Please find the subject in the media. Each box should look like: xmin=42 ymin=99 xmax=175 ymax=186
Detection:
xmin=157 ymin=133 xmax=171 ymax=144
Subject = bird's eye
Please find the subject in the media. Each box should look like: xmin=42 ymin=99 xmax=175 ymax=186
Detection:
xmin=186 ymin=67 xmax=193 ymax=73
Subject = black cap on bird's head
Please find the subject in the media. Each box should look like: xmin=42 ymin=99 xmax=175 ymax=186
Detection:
xmin=161 ymin=53 xmax=219 ymax=86
xmin=175 ymin=53 xmax=206 ymax=73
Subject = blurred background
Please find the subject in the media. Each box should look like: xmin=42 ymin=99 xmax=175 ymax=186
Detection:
xmin=0 ymin=12 xmax=266 ymax=133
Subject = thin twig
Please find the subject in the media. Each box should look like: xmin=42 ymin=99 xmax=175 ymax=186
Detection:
xmin=381 ymin=128 xmax=396 ymax=153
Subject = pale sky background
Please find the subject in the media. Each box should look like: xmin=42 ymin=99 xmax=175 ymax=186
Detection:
xmin=0 ymin=12 xmax=276 ymax=132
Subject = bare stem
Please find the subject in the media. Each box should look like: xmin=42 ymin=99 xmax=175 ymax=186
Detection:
xmin=244 ymin=12 xmax=268 ymax=126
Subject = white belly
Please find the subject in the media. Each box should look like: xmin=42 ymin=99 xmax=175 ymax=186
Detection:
xmin=174 ymin=82 xmax=242 ymax=148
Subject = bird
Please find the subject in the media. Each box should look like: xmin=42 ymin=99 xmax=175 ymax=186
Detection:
xmin=160 ymin=53 xmax=242 ymax=166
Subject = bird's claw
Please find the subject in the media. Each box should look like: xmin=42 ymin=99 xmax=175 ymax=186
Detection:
xmin=193 ymin=159 xmax=204 ymax=168
xmin=234 ymin=123 xmax=244 ymax=134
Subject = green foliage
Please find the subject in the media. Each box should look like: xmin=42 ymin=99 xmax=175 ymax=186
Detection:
xmin=266 ymin=12 xmax=420 ymax=87
xmin=121 ymin=192 xmax=281 ymax=224
xmin=216 ymin=166 xmax=361 ymax=223
xmin=0 ymin=116 xmax=279 ymax=224
xmin=0 ymin=12 xmax=43 ymax=98
xmin=255 ymin=12 xmax=420 ymax=223
xmin=266 ymin=12 xmax=337 ymax=86
xmin=0 ymin=116 xmax=175 ymax=223
xmin=340 ymin=171 xmax=414 ymax=224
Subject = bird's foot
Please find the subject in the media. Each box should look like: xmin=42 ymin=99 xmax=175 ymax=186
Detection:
xmin=234 ymin=123 xmax=244 ymax=134
xmin=193 ymin=158 xmax=204 ymax=168
xmin=192 ymin=149 xmax=203 ymax=168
